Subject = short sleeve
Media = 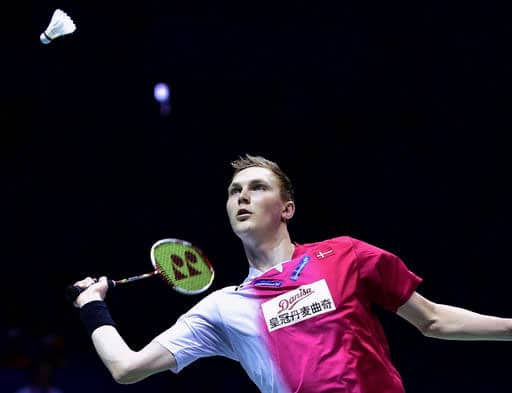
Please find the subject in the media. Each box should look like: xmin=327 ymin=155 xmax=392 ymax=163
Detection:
xmin=352 ymin=238 xmax=422 ymax=312
xmin=153 ymin=292 xmax=236 ymax=373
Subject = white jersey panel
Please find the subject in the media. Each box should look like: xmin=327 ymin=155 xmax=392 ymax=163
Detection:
xmin=154 ymin=284 xmax=288 ymax=393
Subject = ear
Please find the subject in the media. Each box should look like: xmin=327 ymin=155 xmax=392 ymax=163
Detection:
xmin=281 ymin=201 xmax=295 ymax=222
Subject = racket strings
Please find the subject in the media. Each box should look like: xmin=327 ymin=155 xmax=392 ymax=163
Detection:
xmin=153 ymin=242 xmax=214 ymax=293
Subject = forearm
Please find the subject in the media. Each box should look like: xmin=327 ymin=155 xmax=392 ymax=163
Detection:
xmin=78 ymin=299 xmax=137 ymax=382
xmin=73 ymin=278 xmax=176 ymax=383
xmin=79 ymin=301 xmax=172 ymax=384
xmin=426 ymin=303 xmax=512 ymax=340
xmin=91 ymin=325 xmax=141 ymax=383
xmin=88 ymin=322 xmax=175 ymax=384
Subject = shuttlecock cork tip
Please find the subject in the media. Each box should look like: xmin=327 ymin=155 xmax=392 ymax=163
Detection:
xmin=40 ymin=9 xmax=77 ymax=44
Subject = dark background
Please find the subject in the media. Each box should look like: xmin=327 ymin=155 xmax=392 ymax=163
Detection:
xmin=1 ymin=1 xmax=511 ymax=392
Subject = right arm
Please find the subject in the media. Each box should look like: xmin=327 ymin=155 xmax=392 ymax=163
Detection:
xmin=91 ymin=325 xmax=175 ymax=384
xmin=74 ymin=277 xmax=177 ymax=384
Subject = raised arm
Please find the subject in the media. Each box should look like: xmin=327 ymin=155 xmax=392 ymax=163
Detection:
xmin=397 ymin=291 xmax=512 ymax=341
xmin=73 ymin=277 xmax=176 ymax=384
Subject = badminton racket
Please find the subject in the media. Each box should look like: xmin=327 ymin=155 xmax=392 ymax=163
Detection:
xmin=65 ymin=238 xmax=215 ymax=303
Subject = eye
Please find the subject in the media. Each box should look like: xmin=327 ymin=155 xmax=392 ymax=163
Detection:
xmin=229 ymin=187 xmax=241 ymax=195
xmin=253 ymin=184 xmax=267 ymax=191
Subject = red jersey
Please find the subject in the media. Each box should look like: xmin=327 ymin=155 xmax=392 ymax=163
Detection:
xmin=255 ymin=236 xmax=422 ymax=392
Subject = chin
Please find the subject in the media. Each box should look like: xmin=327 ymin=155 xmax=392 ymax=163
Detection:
xmin=233 ymin=222 xmax=256 ymax=238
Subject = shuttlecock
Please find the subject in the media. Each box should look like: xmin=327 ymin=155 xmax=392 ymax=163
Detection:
xmin=40 ymin=9 xmax=76 ymax=44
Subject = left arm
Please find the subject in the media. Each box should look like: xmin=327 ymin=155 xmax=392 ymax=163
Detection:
xmin=397 ymin=291 xmax=512 ymax=340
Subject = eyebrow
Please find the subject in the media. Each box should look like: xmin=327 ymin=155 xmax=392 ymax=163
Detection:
xmin=228 ymin=179 xmax=270 ymax=191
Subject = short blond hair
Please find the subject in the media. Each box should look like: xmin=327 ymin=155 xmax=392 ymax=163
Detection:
xmin=230 ymin=154 xmax=294 ymax=202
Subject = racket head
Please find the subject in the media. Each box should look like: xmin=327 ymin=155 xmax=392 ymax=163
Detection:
xmin=150 ymin=238 xmax=215 ymax=295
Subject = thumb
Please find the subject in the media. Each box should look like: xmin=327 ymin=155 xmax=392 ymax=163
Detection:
xmin=97 ymin=276 xmax=110 ymax=291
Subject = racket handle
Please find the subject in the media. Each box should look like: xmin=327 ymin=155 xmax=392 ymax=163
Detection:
xmin=65 ymin=279 xmax=115 ymax=304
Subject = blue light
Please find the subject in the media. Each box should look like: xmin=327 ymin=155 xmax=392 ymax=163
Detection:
xmin=154 ymin=83 xmax=170 ymax=103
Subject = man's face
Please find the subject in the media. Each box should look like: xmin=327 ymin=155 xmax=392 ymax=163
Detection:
xmin=226 ymin=167 xmax=289 ymax=240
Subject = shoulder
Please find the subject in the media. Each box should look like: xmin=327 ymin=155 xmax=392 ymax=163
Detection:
xmin=196 ymin=285 xmax=238 ymax=302
xmin=178 ymin=286 xmax=240 ymax=325
xmin=295 ymin=236 xmax=397 ymax=262
xmin=296 ymin=235 xmax=350 ymax=247
xmin=189 ymin=286 xmax=239 ymax=310
xmin=185 ymin=286 xmax=233 ymax=310
xmin=295 ymin=235 xmax=358 ymax=252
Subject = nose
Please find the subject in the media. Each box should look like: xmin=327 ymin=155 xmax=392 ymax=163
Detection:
xmin=238 ymin=187 xmax=250 ymax=204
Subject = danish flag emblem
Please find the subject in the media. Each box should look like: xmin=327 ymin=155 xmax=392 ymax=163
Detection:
xmin=315 ymin=247 xmax=334 ymax=259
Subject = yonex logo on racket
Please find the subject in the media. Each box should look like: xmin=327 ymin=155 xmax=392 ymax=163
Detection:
xmin=151 ymin=238 xmax=215 ymax=295
xmin=170 ymin=252 xmax=202 ymax=280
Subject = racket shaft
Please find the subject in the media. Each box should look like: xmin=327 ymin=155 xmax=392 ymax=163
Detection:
xmin=65 ymin=271 xmax=158 ymax=303
xmin=114 ymin=271 xmax=158 ymax=285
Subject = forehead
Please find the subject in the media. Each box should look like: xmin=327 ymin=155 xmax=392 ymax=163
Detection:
xmin=230 ymin=167 xmax=277 ymax=186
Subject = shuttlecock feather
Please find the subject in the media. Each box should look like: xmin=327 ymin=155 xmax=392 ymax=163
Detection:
xmin=40 ymin=9 xmax=76 ymax=44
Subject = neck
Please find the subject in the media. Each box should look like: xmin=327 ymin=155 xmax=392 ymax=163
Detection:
xmin=242 ymin=228 xmax=295 ymax=272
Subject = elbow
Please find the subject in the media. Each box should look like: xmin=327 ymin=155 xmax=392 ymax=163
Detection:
xmin=418 ymin=320 xmax=438 ymax=338
xmin=111 ymin=362 xmax=142 ymax=385
xmin=416 ymin=302 xmax=442 ymax=338
xmin=112 ymin=368 xmax=134 ymax=384
xmin=415 ymin=312 xmax=440 ymax=338
xmin=418 ymin=312 xmax=449 ymax=339
xmin=114 ymin=372 xmax=135 ymax=385
xmin=113 ymin=370 xmax=139 ymax=385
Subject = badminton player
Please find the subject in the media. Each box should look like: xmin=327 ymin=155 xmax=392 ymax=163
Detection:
xmin=72 ymin=154 xmax=512 ymax=392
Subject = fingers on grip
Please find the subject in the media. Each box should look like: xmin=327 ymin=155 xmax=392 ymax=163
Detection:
xmin=65 ymin=285 xmax=84 ymax=303
xmin=64 ymin=278 xmax=115 ymax=303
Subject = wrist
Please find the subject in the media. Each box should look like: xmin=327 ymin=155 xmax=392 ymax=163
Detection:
xmin=77 ymin=294 xmax=103 ymax=308
xmin=79 ymin=300 xmax=117 ymax=336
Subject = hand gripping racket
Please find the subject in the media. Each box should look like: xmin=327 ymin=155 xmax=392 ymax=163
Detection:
xmin=65 ymin=238 xmax=215 ymax=303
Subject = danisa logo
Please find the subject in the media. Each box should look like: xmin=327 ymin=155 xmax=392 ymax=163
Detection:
xmin=261 ymin=279 xmax=335 ymax=332
xmin=277 ymin=287 xmax=313 ymax=313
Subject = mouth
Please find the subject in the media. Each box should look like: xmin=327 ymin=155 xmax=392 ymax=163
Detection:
xmin=236 ymin=209 xmax=252 ymax=219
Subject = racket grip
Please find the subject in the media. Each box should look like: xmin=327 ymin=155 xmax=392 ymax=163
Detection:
xmin=65 ymin=279 xmax=115 ymax=304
